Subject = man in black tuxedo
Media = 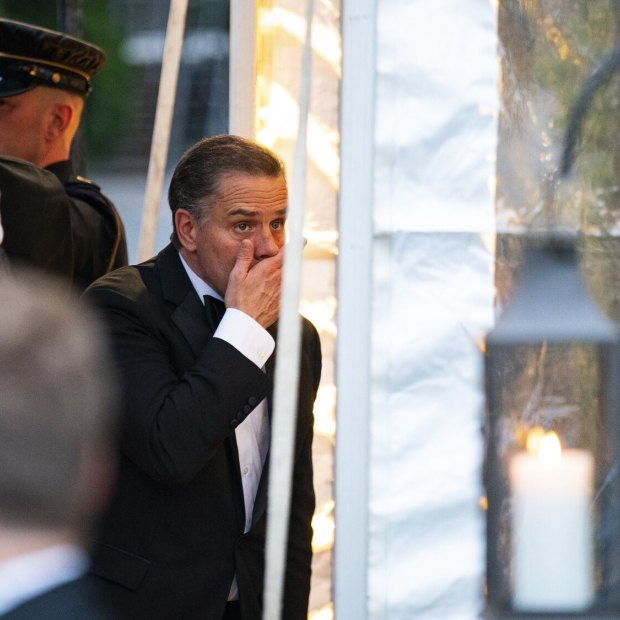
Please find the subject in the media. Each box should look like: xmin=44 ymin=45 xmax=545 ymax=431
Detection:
xmin=83 ymin=135 xmax=322 ymax=620
xmin=0 ymin=269 xmax=118 ymax=619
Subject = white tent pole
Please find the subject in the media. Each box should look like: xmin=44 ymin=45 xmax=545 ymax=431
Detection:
xmin=334 ymin=1 xmax=376 ymax=618
xmin=229 ymin=0 xmax=256 ymax=137
xmin=137 ymin=0 xmax=188 ymax=262
xmin=262 ymin=0 xmax=314 ymax=618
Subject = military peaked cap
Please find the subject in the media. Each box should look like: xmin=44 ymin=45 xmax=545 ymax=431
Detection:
xmin=0 ymin=19 xmax=105 ymax=97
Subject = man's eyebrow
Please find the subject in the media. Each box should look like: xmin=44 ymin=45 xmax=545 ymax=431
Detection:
xmin=227 ymin=207 xmax=288 ymax=217
xmin=227 ymin=208 xmax=257 ymax=217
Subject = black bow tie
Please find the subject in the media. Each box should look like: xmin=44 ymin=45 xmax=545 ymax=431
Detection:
xmin=204 ymin=295 xmax=226 ymax=327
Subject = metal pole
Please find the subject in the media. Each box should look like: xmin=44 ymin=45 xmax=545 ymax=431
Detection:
xmin=137 ymin=0 xmax=189 ymax=262
xmin=262 ymin=1 xmax=314 ymax=618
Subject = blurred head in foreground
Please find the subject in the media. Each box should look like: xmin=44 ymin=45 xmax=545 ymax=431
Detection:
xmin=0 ymin=268 xmax=118 ymax=550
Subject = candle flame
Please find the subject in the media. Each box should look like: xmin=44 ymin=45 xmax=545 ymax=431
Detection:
xmin=526 ymin=428 xmax=562 ymax=466
xmin=538 ymin=431 xmax=562 ymax=466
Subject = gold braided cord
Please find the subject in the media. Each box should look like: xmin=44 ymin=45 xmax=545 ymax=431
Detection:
xmin=0 ymin=50 xmax=91 ymax=80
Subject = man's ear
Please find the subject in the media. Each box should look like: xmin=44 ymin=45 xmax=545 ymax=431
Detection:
xmin=175 ymin=209 xmax=198 ymax=251
xmin=45 ymin=103 xmax=73 ymax=142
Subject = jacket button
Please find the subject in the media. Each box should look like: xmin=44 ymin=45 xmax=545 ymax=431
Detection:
xmin=248 ymin=396 xmax=258 ymax=406
xmin=243 ymin=404 xmax=252 ymax=414
xmin=230 ymin=418 xmax=239 ymax=429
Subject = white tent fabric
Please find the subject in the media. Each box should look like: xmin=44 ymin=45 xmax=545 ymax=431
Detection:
xmin=364 ymin=1 xmax=498 ymax=617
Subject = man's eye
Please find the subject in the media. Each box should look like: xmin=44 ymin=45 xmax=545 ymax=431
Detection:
xmin=236 ymin=222 xmax=249 ymax=231
xmin=271 ymin=220 xmax=284 ymax=230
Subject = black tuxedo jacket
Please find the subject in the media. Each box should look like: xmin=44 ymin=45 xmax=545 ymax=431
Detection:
xmin=0 ymin=577 xmax=113 ymax=619
xmin=82 ymin=244 xmax=321 ymax=620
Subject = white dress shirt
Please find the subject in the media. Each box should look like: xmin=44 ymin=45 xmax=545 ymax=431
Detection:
xmin=179 ymin=253 xmax=273 ymax=600
xmin=0 ymin=544 xmax=88 ymax=615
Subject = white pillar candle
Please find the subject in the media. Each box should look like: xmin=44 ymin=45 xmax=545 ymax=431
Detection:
xmin=509 ymin=431 xmax=594 ymax=611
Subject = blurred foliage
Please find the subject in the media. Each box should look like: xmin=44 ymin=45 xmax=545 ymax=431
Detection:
xmin=498 ymin=0 xmax=620 ymax=234
xmin=82 ymin=1 xmax=134 ymax=165
xmin=0 ymin=0 xmax=133 ymax=164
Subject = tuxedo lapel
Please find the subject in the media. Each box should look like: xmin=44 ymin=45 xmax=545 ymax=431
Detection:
xmin=156 ymin=245 xmax=213 ymax=358
xmin=171 ymin=292 xmax=213 ymax=358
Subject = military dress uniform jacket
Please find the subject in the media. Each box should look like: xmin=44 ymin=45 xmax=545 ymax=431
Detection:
xmin=82 ymin=244 xmax=321 ymax=620
xmin=0 ymin=156 xmax=127 ymax=290
xmin=47 ymin=159 xmax=128 ymax=291
xmin=0 ymin=156 xmax=73 ymax=281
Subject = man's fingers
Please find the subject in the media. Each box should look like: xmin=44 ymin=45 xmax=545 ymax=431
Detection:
xmin=231 ymin=240 xmax=254 ymax=277
xmin=237 ymin=239 xmax=254 ymax=263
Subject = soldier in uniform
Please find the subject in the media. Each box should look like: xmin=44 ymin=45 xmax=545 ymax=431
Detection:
xmin=0 ymin=18 xmax=128 ymax=291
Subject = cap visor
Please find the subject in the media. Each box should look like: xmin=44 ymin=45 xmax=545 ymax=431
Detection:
xmin=0 ymin=74 xmax=36 ymax=97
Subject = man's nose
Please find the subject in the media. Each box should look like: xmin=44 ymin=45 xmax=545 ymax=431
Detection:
xmin=253 ymin=227 xmax=280 ymax=259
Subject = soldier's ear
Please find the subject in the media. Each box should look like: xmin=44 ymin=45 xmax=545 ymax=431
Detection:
xmin=46 ymin=102 xmax=72 ymax=140
xmin=174 ymin=209 xmax=198 ymax=252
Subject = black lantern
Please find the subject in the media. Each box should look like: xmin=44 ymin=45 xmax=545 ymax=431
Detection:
xmin=484 ymin=233 xmax=620 ymax=618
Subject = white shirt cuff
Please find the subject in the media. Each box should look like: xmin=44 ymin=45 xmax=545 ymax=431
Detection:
xmin=214 ymin=308 xmax=275 ymax=368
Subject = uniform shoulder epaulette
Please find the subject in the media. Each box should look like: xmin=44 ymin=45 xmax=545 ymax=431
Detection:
xmin=64 ymin=177 xmax=125 ymax=273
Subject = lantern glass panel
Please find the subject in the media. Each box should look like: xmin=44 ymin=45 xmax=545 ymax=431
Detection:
xmin=488 ymin=343 xmax=608 ymax=609
xmin=496 ymin=342 xmax=601 ymax=455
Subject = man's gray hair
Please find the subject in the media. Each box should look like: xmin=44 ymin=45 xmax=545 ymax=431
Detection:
xmin=168 ymin=134 xmax=286 ymax=248
xmin=0 ymin=269 xmax=118 ymax=529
